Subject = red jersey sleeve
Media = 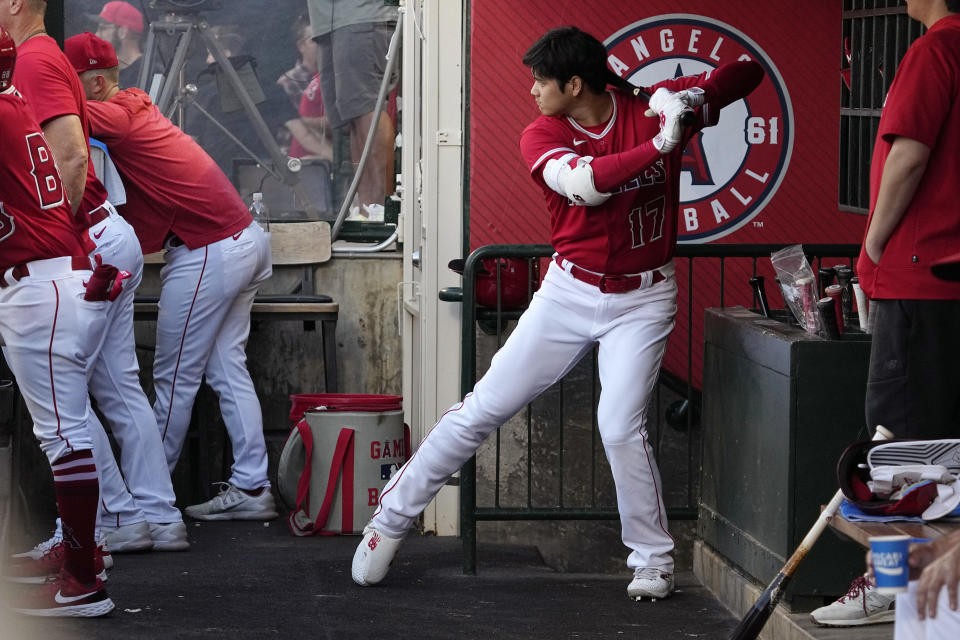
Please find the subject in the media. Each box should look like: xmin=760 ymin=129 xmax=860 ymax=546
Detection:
xmin=520 ymin=118 xmax=578 ymax=179
xmin=86 ymin=100 xmax=134 ymax=145
xmin=878 ymin=42 xmax=949 ymax=148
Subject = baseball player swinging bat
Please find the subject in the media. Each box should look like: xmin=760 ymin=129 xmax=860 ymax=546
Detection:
xmin=727 ymin=424 xmax=895 ymax=640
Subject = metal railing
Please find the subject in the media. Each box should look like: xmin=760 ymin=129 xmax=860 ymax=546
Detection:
xmin=455 ymin=243 xmax=861 ymax=573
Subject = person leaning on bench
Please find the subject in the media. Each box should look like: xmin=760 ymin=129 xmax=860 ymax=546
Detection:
xmin=64 ymin=32 xmax=279 ymax=521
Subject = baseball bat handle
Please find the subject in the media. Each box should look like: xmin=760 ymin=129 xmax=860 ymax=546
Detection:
xmin=680 ymin=110 xmax=695 ymax=127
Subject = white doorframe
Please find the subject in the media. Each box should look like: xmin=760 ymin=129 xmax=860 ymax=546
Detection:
xmin=400 ymin=0 xmax=465 ymax=536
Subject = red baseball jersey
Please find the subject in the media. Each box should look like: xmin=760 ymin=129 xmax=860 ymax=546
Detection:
xmin=520 ymin=74 xmax=714 ymax=275
xmin=857 ymin=13 xmax=960 ymax=300
xmin=0 ymin=89 xmax=90 ymax=269
xmin=290 ymin=74 xmax=324 ymax=159
xmin=85 ymin=88 xmax=251 ymax=253
xmin=14 ymin=35 xmax=109 ymax=227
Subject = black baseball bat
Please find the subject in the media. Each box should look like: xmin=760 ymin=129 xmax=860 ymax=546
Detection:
xmin=727 ymin=425 xmax=895 ymax=640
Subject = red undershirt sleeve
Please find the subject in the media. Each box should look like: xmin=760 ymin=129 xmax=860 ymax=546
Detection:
xmin=590 ymin=140 xmax=662 ymax=193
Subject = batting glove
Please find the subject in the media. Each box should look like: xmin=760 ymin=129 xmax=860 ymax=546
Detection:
xmin=651 ymin=95 xmax=691 ymax=154
xmin=644 ymin=87 xmax=675 ymax=117
xmin=675 ymin=86 xmax=705 ymax=107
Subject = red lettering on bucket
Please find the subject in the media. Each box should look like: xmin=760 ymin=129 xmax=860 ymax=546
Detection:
xmin=368 ymin=488 xmax=379 ymax=506
xmin=371 ymin=440 xmax=406 ymax=459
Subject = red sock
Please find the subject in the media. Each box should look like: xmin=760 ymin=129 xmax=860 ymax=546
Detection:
xmin=51 ymin=450 xmax=100 ymax=584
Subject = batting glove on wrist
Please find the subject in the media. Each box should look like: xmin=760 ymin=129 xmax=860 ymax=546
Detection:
xmin=644 ymin=87 xmax=675 ymax=118
xmin=651 ymin=95 xmax=691 ymax=154
xmin=675 ymin=86 xmax=705 ymax=107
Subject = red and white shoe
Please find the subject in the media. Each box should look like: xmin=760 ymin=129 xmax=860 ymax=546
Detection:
xmin=351 ymin=525 xmax=403 ymax=586
xmin=4 ymin=542 xmax=110 ymax=584
xmin=10 ymin=571 xmax=114 ymax=618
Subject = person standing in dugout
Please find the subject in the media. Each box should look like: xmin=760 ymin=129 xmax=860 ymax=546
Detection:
xmin=352 ymin=25 xmax=763 ymax=599
xmin=63 ymin=32 xmax=277 ymax=522
xmin=0 ymin=25 xmax=117 ymax=617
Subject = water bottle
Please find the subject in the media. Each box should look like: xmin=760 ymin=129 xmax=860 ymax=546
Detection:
xmin=250 ymin=192 xmax=270 ymax=232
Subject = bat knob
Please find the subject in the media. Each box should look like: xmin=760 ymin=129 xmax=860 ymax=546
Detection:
xmin=680 ymin=110 xmax=695 ymax=127
xmin=874 ymin=425 xmax=895 ymax=440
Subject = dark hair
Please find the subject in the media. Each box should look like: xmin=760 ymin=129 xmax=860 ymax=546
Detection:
xmin=522 ymin=26 xmax=607 ymax=93
xmin=948 ymin=0 xmax=960 ymax=13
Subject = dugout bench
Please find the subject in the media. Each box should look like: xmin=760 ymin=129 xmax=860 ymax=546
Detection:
xmin=829 ymin=514 xmax=960 ymax=550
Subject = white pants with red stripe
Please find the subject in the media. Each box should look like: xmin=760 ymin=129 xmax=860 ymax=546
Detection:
xmin=0 ymin=258 xmax=105 ymax=464
xmin=85 ymin=205 xmax=182 ymax=528
xmin=372 ymin=260 xmax=678 ymax=572
xmin=153 ymin=222 xmax=272 ymax=491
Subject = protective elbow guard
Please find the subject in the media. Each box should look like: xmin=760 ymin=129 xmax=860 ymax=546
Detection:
xmin=544 ymin=156 xmax=611 ymax=206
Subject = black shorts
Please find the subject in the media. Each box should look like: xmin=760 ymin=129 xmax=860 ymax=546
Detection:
xmin=865 ymin=299 xmax=960 ymax=439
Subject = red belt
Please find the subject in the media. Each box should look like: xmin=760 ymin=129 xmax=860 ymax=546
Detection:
xmin=554 ymin=255 xmax=665 ymax=293
xmin=88 ymin=207 xmax=110 ymax=226
xmin=0 ymin=256 xmax=91 ymax=288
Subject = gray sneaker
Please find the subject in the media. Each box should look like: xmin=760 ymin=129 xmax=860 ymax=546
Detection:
xmin=184 ymin=483 xmax=278 ymax=521
xmin=101 ymin=520 xmax=154 ymax=553
xmin=149 ymin=521 xmax=190 ymax=551
xmin=810 ymin=575 xmax=896 ymax=626
xmin=627 ymin=567 xmax=675 ymax=600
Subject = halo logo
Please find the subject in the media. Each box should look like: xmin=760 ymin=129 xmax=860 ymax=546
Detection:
xmin=605 ymin=15 xmax=793 ymax=243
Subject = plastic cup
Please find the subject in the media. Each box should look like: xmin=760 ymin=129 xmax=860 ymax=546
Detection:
xmin=869 ymin=535 xmax=911 ymax=594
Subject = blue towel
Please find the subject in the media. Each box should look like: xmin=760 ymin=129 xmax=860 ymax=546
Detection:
xmin=840 ymin=499 xmax=925 ymax=523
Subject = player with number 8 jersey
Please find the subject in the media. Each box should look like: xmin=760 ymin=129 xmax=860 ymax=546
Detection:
xmin=0 ymin=25 xmax=114 ymax=617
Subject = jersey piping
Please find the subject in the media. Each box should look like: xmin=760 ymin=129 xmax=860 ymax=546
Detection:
xmin=566 ymin=92 xmax=617 ymax=139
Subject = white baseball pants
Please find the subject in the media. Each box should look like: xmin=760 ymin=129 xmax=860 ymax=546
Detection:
xmin=154 ymin=222 xmax=272 ymax=491
xmin=0 ymin=258 xmax=105 ymax=464
xmin=86 ymin=205 xmax=182 ymax=527
xmin=373 ymin=259 xmax=678 ymax=571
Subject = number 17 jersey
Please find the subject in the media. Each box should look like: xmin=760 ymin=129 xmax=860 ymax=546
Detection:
xmin=520 ymin=88 xmax=691 ymax=275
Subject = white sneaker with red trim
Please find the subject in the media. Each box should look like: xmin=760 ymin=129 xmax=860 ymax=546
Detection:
xmin=809 ymin=575 xmax=896 ymax=626
xmin=352 ymin=526 xmax=403 ymax=586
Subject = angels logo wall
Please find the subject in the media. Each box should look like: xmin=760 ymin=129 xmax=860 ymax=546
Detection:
xmin=468 ymin=0 xmax=864 ymax=248
xmin=605 ymin=16 xmax=792 ymax=243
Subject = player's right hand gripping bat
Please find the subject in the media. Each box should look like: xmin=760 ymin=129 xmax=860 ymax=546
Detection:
xmin=727 ymin=425 xmax=895 ymax=640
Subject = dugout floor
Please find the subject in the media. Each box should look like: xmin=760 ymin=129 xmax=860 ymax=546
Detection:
xmin=1 ymin=519 xmax=741 ymax=640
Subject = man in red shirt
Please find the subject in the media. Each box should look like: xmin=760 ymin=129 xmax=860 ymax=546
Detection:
xmin=350 ymin=25 xmax=762 ymax=600
xmin=812 ymin=0 xmax=960 ymax=629
xmin=0 ymin=24 xmax=113 ymax=617
xmin=1 ymin=0 xmax=186 ymax=558
xmin=65 ymin=32 xmax=278 ymax=522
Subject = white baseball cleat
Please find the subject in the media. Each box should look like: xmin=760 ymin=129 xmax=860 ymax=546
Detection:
xmin=352 ymin=526 xmax=403 ymax=586
xmin=627 ymin=567 xmax=675 ymax=600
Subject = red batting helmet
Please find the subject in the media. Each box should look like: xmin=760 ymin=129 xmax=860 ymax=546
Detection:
xmin=0 ymin=26 xmax=15 ymax=92
xmin=448 ymin=257 xmax=541 ymax=310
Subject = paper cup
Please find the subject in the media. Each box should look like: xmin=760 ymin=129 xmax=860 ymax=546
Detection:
xmin=869 ymin=535 xmax=911 ymax=594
